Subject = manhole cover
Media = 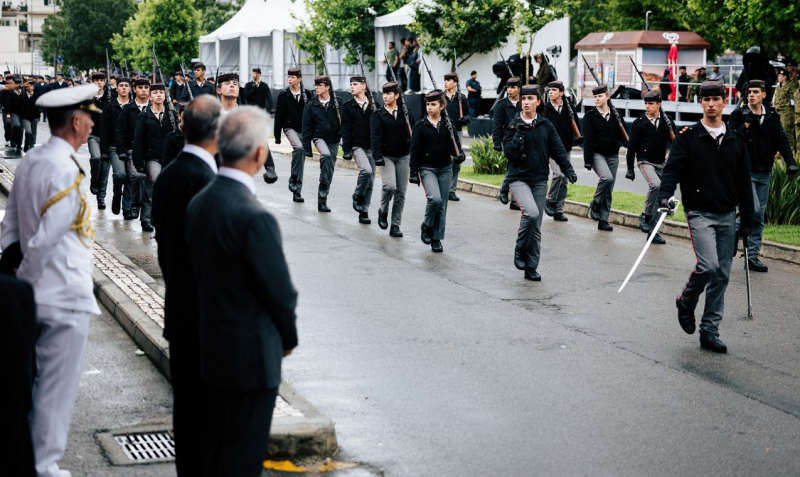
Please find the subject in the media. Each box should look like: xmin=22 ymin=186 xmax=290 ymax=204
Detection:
xmin=114 ymin=432 xmax=175 ymax=462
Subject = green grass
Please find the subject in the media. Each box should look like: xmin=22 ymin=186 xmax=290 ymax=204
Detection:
xmin=459 ymin=166 xmax=800 ymax=247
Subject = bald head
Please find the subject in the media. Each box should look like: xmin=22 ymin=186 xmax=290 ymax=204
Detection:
xmin=218 ymin=106 xmax=270 ymax=165
xmin=183 ymin=95 xmax=221 ymax=145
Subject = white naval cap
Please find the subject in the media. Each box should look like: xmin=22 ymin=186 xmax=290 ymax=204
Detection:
xmin=36 ymin=84 xmax=101 ymax=112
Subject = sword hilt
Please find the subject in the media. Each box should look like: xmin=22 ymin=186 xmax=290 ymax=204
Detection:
xmin=657 ymin=197 xmax=680 ymax=216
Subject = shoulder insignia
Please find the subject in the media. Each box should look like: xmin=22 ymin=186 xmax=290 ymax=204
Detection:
xmin=679 ymin=126 xmax=691 ymax=135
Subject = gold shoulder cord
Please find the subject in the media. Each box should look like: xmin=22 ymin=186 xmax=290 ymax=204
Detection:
xmin=40 ymin=154 xmax=95 ymax=248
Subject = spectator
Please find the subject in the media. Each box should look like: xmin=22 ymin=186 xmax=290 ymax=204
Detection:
xmin=383 ymin=41 xmax=400 ymax=83
xmin=678 ymin=66 xmax=690 ymax=102
xmin=660 ymin=69 xmax=672 ymax=101
xmin=709 ymin=66 xmax=724 ymax=82
xmin=534 ymin=53 xmax=556 ymax=92
xmin=398 ymin=37 xmax=408 ymax=91
xmin=406 ymin=37 xmax=421 ymax=93
xmin=466 ymin=70 xmax=482 ymax=118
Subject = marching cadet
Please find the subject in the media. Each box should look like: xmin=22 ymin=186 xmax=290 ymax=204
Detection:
xmin=493 ymin=76 xmax=521 ymax=208
xmin=161 ymin=102 xmax=186 ymax=168
xmin=20 ymin=77 xmax=41 ymax=153
xmin=342 ymin=75 xmax=376 ymax=224
xmin=302 ymin=75 xmax=342 ymax=213
xmin=88 ymin=72 xmax=111 ymax=208
xmin=729 ymin=79 xmax=798 ymax=272
xmin=178 ymin=62 xmax=215 ymax=102
xmin=410 ymin=89 xmax=465 ymax=253
xmin=4 ymin=75 xmax=24 ymax=153
xmin=371 ymin=81 xmax=414 ymax=237
xmin=218 ymin=72 xmax=278 ymax=184
xmin=2 ymin=74 xmax=15 ymax=147
xmin=659 ymin=79 xmax=754 ymax=354
xmin=0 ymin=84 xmax=102 ymax=477
xmin=503 ymin=84 xmax=577 ymax=281
xmin=132 ymin=82 xmax=175 ymax=233
xmin=244 ymin=67 xmax=275 ymax=113
xmin=116 ymin=77 xmax=150 ymax=221
xmin=170 ymin=71 xmax=186 ymax=106
xmin=583 ymin=84 xmax=623 ymax=232
xmin=443 ymin=72 xmax=470 ymax=201
xmin=101 ymin=77 xmax=133 ymax=216
xmin=544 ymin=80 xmax=580 ymax=222
xmin=274 ymin=66 xmax=312 ymax=202
xmin=625 ymin=89 xmax=676 ymax=245
xmin=774 ymin=67 xmax=797 ymax=156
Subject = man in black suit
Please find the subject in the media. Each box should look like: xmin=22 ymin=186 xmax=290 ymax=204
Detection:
xmin=186 ymin=106 xmax=298 ymax=477
xmin=151 ymin=95 xmax=221 ymax=476
xmin=244 ymin=67 xmax=274 ymax=113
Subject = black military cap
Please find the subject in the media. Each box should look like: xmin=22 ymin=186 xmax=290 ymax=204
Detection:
xmin=382 ymin=81 xmax=400 ymax=94
xmin=642 ymin=89 xmax=661 ymax=102
xmin=288 ymin=67 xmax=302 ymax=77
xmin=748 ymin=79 xmax=766 ymax=91
xmin=150 ymin=83 xmax=166 ymax=91
xmin=548 ymin=80 xmax=564 ymax=91
xmin=699 ymin=79 xmax=725 ymax=97
xmin=314 ymin=75 xmax=331 ymax=86
xmin=217 ymin=73 xmax=239 ymax=84
xmin=252 ymin=67 xmax=261 ymax=74
xmin=506 ymin=77 xmax=521 ymax=87
xmin=192 ymin=62 xmax=206 ymax=70
xmin=174 ymin=71 xmax=183 ymax=77
xmin=349 ymin=76 xmax=366 ymax=83
xmin=424 ymin=89 xmax=445 ymax=102
xmin=521 ymin=84 xmax=540 ymax=97
xmin=90 ymin=72 xmax=106 ymax=81
xmin=133 ymin=78 xmax=151 ymax=88
xmin=444 ymin=72 xmax=458 ymax=81
xmin=116 ymin=77 xmax=131 ymax=85
xmin=592 ymin=84 xmax=608 ymax=95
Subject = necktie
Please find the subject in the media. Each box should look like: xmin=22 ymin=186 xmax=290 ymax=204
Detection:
xmin=294 ymin=94 xmax=300 ymax=103
xmin=157 ymin=112 xmax=162 ymax=122
xmin=557 ymin=106 xmax=561 ymax=114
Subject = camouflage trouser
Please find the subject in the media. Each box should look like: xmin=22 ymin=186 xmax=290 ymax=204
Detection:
xmin=777 ymin=108 xmax=795 ymax=156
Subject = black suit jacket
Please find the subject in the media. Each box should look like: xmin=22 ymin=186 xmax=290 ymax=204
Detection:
xmin=244 ymin=81 xmax=274 ymax=111
xmin=152 ymin=151 xmax=216 ymax=342
xmin=186 ymin=176 xmax=298 ymax=391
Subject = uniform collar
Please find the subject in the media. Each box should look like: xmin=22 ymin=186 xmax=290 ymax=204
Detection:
xmin=218 ymin=167 xmax=256 ymax=195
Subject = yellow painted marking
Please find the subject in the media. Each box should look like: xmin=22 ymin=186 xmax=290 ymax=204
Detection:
xmin=263 ymin=460 xmax=360 ymax=472
xmin=317 ymin=461 xmax=360 ymax=471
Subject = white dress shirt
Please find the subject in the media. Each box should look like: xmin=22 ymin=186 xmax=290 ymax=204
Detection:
xmin=218 ymin=167 xmax=256 ymax=195
xmin=182 ymin=144 xmax=218 ymax=173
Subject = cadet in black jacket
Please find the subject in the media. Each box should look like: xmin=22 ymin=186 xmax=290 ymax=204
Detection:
xmin=169 ymin=71 xmax=185 ymax=106
xmin=625 ymin=89 xmax=676 ymax=245
xmin=658 ymin=80 xmax=755 ymax=354
xmin=178 ymin=62 xmax=216 ymax=102
xmin=274 ymin=67 xmax=312 ymax=202
xmin=583 ymin=84 xmax=623 ymax=232
xmin=443 ymin=72 xmax=470 ymax=201
xmin=544 ymin=80 xmax=580 ymax=222
xmin=342 ymin=75 xmax=376 ymax=224
xmin=19 ymin=78 xmax=40 ymax=152
xmin=101 ymin=77 xmax=133 ymax=216
xmin=371 ymin=81 xmax=414 ymax=237
xmin=88 ymin=72 xmax=111 ymax=207
xmin=410 ymin=90 xmax=465 ymax=253
xmin=301 ymin=75 xmax=342 ymax=212
xmin=115 ymin=78 xmax=150 ymax=220
xmin=4 ymin=76 xmax=23 ymax=152
xmin=728 ymin=79 xmax=798 ymax=272
xmin=493 ymin=76 xmax=521 ymax=208
xmin=244 ymin=68 xmax=274 ymax=112
xmin=132 ymin=83 xmax=175 ymax=233
xmin=503 ymin=84 xmax=577 ymax=281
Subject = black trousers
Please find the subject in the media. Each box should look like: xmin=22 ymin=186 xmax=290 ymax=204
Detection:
xmin=169 ymin=335 xmax=212 ymax=476
xmin=203 ymin=385 xmax=279 ymax=477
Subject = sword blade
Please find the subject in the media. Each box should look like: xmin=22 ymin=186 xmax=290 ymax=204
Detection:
xmin=618 ymin=211 xmax=668 ymax=293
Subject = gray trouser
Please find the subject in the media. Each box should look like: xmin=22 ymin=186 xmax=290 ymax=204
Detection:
xmin=110 ymin=147 xmax=132 ymax=210
xmin=450 ymin=161 xmax=461 ymax=193
xmin=285 ymin=128 xmax=305 ymax=192
xmin=680 ymin=210 xmax=736 ymax=336
xmin=141 ymin=160 xmax=161 ymax=222
xmin=736 ymin=171 xmax=770 ymax=259
xmin=591 ymin=153 xmax=619 ymax=221
xmin=420 ymin=165 xmax=453 ymax=240
xmin=313 ymin=139 xmax=339 ymax=200
xmin=353 ymin=147 xmax=375 ymax=211
xmin=379 ymin=154 xmax=410 ymax=226
xmin=88 ymin=136 xmax=104 ymax=193
xmin=22 ymin=118 xmax=38 ymax=150
xmin=10 ymin=112 xmax=22 ymax=146
xmin=546 ymin=158 xmax=568 ymax=213
xmin=638 ymin=162 xmax=664 ymax=220
xmin=126 ymin=152 xmax=146 ymax=210
xmin=510 ymin=180 xmax=547 ymax=270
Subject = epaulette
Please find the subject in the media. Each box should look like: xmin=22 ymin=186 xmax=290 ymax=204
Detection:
xmin=679 ymin=126 xmax=692 ymax=135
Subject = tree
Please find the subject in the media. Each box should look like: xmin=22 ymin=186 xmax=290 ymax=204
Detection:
xmin=513 ymin=0 xmax=574 ymax=64
xmin=410 ymin=0 xmax=515 ymax=71
xmin=40 ymin=0 xmax=135 ymax=71
xmin=195 ymin=0 xmax=242 ymax=35
xmin=111 ymin=0 xmax=201 ymax=77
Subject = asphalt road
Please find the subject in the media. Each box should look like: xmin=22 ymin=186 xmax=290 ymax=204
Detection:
xmin=3 ymin=124 xmax=799 ymax=475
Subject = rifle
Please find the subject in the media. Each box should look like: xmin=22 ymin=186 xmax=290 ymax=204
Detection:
xmin=105 ymin=49 xmax=112 ymax=101
xmin=384 ymin=52 xmax=413 ymax=139
xmin=318 ymin=48 xmax=341 ymax=126
xmin=581 ymin=55 xmax=629 ymax=143
xmin=213 ymin=66 xmax=220 ymax=99
xmin=490 ymin=52 xmax=515 ymax=113
xmin=179 ymin=62 xmax=194 ymax=101
xmin=289 ymin=46 xmax=312 ymax=102
xmin=629 ymin=56 xmax=676 ymax=141
xmin=548 ymin=57 xmax=581 ymax=140
xmin=420 ymin=53 xmax=461 ymax=158
xmin=452 ymin=48 xmax=464 ymax=119
xmin=152 ymin=45 xmax=177 ymax=132
xmin=358 ymin=51 xmax=378 ymax=113
xmin=123 ymin=59 xmax=129 ymax=78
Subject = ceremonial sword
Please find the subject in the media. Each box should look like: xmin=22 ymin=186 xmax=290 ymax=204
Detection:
xmin=618 ymin=197 xmax=679 ymax=293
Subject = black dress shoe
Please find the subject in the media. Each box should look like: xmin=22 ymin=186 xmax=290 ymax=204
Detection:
xmin=263 ymin=166 xmax=278 ymax=184
xmin=352 ymin=193 xmax=364 ymax=212
xmin=589 ymin=201 xmax=600 ymax=221
xmin=90 ymin=185 xmax=99 ymax=195
xmin=359 ymin=212 xmax=371 ymax=224
xmin=129 ymin=207 xmax=140 ymax=220
xmin=499 ymin=191 xmax=509 ymax=205
xmin=111 ymin=195 xmax=121 ymax=215
xmin=420 ymin=223 xmax=433 ymax=245
xmin=292 ymin=192 xmax=305 ymax=203
xmin=378 ymin=209 xmax=389 ymax=230
xmin=390 ymin=225 xmax=403 ymax=237
xmin=318 ymin=201 xmax=331 ymax=212
xmin=747 ymin=259 xmax=768 ymax=273
xmin=553 ymin=212 xmax=568 ymax=222
xmin=141 ymin=221 xmax=154 ymax=232
xmin=431 ymin=239 xmax=443 ymax=252
xmin=514 ymin=246 xmax=527 ymax=270
xmin=598 ymin=220 xmax=613 ymax=231
xmin=448 ymin=192 xmax=460 ymax=201
xmin=97 ymin=199 xmax=106 ymax=210
xmin=544 ymin=201 xmax=555 ymax=217
xmin=638 ymin=214 xmax=653 ymax=233
xmin=524 ymin=268 xmax=541 ymax=281
xmin=700 ymin=333 xmax=727 ymax=353
xmin=509 ymin=201 xmax=521 ymax=210
xmin=649 ymin=232 xmax=666 ymax=245
xmin=123 ymin=209 xmax=133 ymax=220
xmin=676 ymin=299 xmax=696 ymax=334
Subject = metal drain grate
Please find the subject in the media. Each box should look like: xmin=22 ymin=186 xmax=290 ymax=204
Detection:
xmin=114 ymin=432 xmax=175 ymax=462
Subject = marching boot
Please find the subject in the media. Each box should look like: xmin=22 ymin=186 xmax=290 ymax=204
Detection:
xmin=359 ymin=212 xmax=371 ymax=224
xmin=544 ymin=201 xmax=555 ymax=217
xmin=699 ymin=333 xmax=727 ymax=353
xmin=318 ymin=199 xmax=331 ymax=213
xmin=262 ymin=166 xmax=278 ymax=184
xmin=553 ymin=212 xmax=568 ymax=222
xmin=598 ymin=220 xmax=613 ymax=231
xmin=129 ymin=207 xmax=140 ymax=220
xmin=676 ymin=299 xmax=696 ymax=334
xmin=431 ymin=239 xmax=443 ymax=252
xmin=378 ymin=209 xmax=389 ymax=230
xmin=97 ymin=198 xmax=106 ymax=210
xmin=122 ymin=209 xmax=133 ymax=220
xmin=747 ymin=259 xmax=768 ymax=273
xmin=524 ymin=268 xmax=541 ymax=281
xmin=292 ymin=191 xmax=305 ymax=203
xmin=141 ymin=221 xmax=154 ymax=232
xmin=420 ymin=223 xmax=433 ymax=245
xmin=448 ymin=191 xmax=460 ymax=201
xmin=111 ymin=194 xmax=121 ymax=215
xmin=514 ymin=246 xmax=527 ymax=270
xmin=499 ymin=190 xmax=509 ymax=205
xmin=390 ymin=225 xmax=403 ymax=238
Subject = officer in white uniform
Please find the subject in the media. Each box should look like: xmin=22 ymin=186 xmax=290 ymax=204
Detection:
xmin=0 ymin=84 xmax=101 ymax=477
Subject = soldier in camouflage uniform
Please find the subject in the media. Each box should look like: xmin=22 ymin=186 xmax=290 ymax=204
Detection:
xmin=774 ymin=67 xmax=797 ymax=156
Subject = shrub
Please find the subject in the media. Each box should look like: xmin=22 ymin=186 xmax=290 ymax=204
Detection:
xmin=765 ymin=159 xmax=800 ymax=225
xmin=470 ymin=135 xmax=507 ymax=175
